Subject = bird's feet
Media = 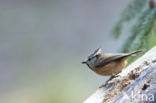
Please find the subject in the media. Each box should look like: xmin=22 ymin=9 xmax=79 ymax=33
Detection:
xmin=99 ymin=74 xmax=120 ymax=88
xmin=99 ymin=81 xmax=113 ymax=88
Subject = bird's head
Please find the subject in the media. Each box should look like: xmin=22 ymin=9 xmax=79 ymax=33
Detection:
xmin=82 ymin=48 xmax=102 ymax=66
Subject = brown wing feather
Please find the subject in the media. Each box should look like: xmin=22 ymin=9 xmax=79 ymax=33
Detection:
xmin=95 ymin=50 xmax=143 ymax=67
xmin=95 ymin=55 xmax=126 ymax=67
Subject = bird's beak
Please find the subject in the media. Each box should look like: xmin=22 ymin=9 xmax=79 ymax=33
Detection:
xmin=82 ymin=61 xmax=87 ymax=64
xmin=82 ymin=59 xmax=87 ymax=64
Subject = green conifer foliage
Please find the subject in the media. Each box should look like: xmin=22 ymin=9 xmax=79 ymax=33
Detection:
xmin=112 ymin=0 xmax=147 ymax=38
xmin=111 ymin=0 xmax=156 ymax=64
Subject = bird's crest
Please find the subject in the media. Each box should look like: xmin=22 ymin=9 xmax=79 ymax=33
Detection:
xmin=88 ymin=48 xmax=102 ymax=59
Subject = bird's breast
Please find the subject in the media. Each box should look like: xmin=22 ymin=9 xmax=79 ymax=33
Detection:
xmin=91 ymin=58 xmax=127 ymax=76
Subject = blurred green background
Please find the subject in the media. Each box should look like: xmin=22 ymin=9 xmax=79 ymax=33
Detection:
xmin=0 ymin=0 xmax=130 ymax=103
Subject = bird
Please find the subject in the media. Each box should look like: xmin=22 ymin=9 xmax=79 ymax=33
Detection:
xmin=82 ymin=48 xmax=143 ymax=77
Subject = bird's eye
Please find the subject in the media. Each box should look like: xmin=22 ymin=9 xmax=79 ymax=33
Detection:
xmin=88 ymin=58 xmax=91 ymax=61
xmin=95 ymin=54 xmax=99 ymax=58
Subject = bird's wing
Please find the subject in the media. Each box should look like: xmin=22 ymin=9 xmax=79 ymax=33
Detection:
xmin=95 ymin=54 xmax=127 ymax=67
xmin=95 ymin=50 xmax=144 ymax=67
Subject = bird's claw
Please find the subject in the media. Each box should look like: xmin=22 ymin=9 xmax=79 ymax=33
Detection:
xmin=99 ymin=81 xmax=113 ymax=88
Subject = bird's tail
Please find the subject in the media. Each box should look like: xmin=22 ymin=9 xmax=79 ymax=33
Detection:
xmin=127 ymin=49 xmax=144 ymax=56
